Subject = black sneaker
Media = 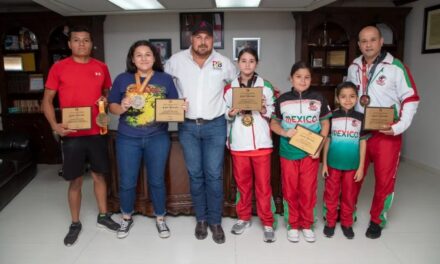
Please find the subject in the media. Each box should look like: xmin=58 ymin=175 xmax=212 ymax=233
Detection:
xmin=117 ymin=218 xmax=134 ymax=239
xmin=341 ymin=226 xmax=355 ymax=239
xmin=366 ymin=221 xmax=382 ymax=239
xmin=323 ymin=225 xmax=335 ymax=238
xmin=156 ymin=219 xmax=171 ymax=238
xmin=97 ymin=213 xmax=120 ymax=232
xmin=64 ymin=222 xmax=82 ymax=247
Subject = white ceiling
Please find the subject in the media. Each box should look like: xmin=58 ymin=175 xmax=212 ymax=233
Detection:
xmin=25 ymin=0 xmax=338 ymax=16
xmin=0 ymin=0 xmax=406 ymax=15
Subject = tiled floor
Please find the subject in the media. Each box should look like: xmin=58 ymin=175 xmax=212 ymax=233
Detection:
xmin=1 ymin=162 xmax=439 ymax=264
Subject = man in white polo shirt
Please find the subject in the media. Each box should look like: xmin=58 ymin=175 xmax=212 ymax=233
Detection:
xmin=165 ymin=21 xmax=236 ymax=244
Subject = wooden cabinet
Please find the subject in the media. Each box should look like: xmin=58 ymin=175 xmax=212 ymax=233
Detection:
xmin=2 ymin=113 xmax=61 ymax=164
xmin=0 ymin=12 xmax=106 ymax=163
xmin=106 ymin=131 xmax=283 ymax=217
xmin=293 ymin=7 xmax=411 ymax=109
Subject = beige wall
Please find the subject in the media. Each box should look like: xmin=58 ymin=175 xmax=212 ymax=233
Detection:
xmin=104 ymin=11 xmax=296 ymax=130
xmin=402 ymin=0 xmax=440 ymax=172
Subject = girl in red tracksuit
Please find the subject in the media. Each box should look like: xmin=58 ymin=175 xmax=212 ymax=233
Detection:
xmin=321 ymin=81 xmax=369 ymax=239
xmin=270 ymin=61 xmax=331 ymax=243
xmin=224 ymin=48 xmax=277 ymax=243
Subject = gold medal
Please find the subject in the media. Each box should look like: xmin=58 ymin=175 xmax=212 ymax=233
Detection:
xmin=96 ymin=100 xmax=108 ymax=135
xmin=241 ymin=113 xmax=254 ymax=127
xmin=131 ymin=95 xmax=145 ymax=109
xmin=96 ymin=113 xmax=109 ymax=127
xmin=126 ymin=71 xmax=154 ymax=110
xmin=360 ymin=95 xmax=371 ymax=107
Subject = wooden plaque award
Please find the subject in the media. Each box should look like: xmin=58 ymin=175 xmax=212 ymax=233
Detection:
xmin=155 ymin=99 xmax=185 ymax=122
xmin=232 ymin=87 xmax=263 ymax=111
xmin=62 ymin=107 xmax=92 ymax=130
xmin=363 ymin=107 xmax=394 ymax=130
xmin=289 ymin=125 xmax=324 ymax=155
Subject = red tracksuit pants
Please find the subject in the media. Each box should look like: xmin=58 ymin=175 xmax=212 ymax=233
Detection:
xmin=356 ymin=132 xmax=402 ymax=227
xmin=232 ymin=154 xmax=274 ymax=227
xmin=281 ymin=156 xmax=319 ymax=229
xmin=323 ymin=167 xmax=361 ymax=228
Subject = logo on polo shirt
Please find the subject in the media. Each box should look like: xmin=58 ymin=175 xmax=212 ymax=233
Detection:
xmin=352 ymin=119 xmax=359 ymax=127
xmin=376 ymin=75 xmax=386 ymax=86
xmin=212 ymin=60 xmax=223 ymax=70
xmin=95 ymin=72 xmax=102 ymax=76
xmin=309 ymin=101 xmax=318 ymax=111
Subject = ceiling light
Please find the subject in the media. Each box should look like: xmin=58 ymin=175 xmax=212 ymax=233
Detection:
xmin=215 ymin=0 xmax=261 ymax=8
xmin=108 ymin=0 xmax=164 ymax=10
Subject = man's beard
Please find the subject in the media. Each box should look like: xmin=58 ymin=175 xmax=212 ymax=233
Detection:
xmin=192 ymin=45 xmax=212 ymax=57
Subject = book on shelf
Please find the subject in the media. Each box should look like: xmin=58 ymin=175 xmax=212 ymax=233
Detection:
xmin=29 ymin=74 xmax=44 ymax=91
xmin=3 ymin=56 xmax=23 ymax=71
xmin=4 ymin=35 xmax=19 ymax=50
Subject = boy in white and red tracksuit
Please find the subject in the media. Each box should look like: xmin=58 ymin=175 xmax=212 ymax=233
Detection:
xmin=224 ymin=73 xmax=277 ymax=241
xmin=347 ymin=51 xmax=420 ymax=238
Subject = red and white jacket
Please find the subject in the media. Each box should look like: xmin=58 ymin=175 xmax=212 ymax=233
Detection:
xmin=223 ymin=76 xmax=275 ymax=151
xmin=347 ymin=52 xmax=420 ymax=135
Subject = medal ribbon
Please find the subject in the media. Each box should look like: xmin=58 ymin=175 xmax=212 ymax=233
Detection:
xmin=98 ymin=100 xmax=107 ymax=135
xmin=360 ymin=51 xmax=386 ymax=97
xmin=135 ymin=71 xmax=154 ymax=93
xmin=238 ymin=73 xmax=258 ymax=88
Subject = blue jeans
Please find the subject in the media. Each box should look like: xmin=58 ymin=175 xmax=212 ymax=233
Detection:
xmin=116 ymin=132 xmax=170 ymax=216
xmin=178 ymin=116 xmax=226 ymax=224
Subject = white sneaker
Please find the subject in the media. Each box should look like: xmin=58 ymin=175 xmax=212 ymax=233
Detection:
xmin=302 ymin=229 xmax=316 ymax=243
xmin=263 ymin=226 xmax=276 ymax=243
xmin=231 ymin=220 xmax=251 ymax=235
xmin=287 ymin=229 xmax=299 ymax=242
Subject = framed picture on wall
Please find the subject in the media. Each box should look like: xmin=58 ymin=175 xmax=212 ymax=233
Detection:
xmin=422 ymin=4 xmax=440 ymax=53
xmin=149 ymin=39 xmax=172 ymax=63
xmin=233 ymin=38 xmax=260 ymax=61
xmin=179 ymin=12 xmax=224 ymax=50
xmin=326 ymin=50 xmax=346 ymax=67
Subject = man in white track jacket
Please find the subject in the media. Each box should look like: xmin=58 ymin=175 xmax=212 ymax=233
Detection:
xmin=347 ymin=25 xmax=420 ymax=239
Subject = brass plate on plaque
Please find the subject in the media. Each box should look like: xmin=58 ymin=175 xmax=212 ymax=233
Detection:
xmin=327 ymin=50 xmax=346 ymax=67
xmin=289 ymin=125 xmax=324 ymax=155
xmin=363 ymin=107 xmax=394 ymax=130
xmin=232 ymin=87 xmax=262 ymax=111
xmin=62 ymin=107 xmax=92 ymax=130
xmin=155 ymin=99 xmax=185 ymax=122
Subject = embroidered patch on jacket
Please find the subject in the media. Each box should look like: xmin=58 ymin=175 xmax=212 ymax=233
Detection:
xmin=212 ymin=60 xmax=223 ymax=70
xmin=309 ymin=101 xmax=318 ymax=111
xmin=376 ymin=75 xmax=386 ymax=86
xmin=352 ymin=119 xmax=359 ymax=127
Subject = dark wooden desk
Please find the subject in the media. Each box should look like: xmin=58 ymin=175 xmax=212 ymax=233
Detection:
xmin=106 ymin=131 xmax=283 ymax=217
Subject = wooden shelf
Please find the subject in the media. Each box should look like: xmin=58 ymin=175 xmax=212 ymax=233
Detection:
xmin=311 ymin=83 xmax=338 ymax=88
xmin=7 ymin=92 xmax=43 ymax=97
xmin=308 ymin=44 xmax=349 ymax=49
xmin=0 ymin=12 xmax=106 ymax=164
xmin=294 ymin=7 xmax=411 ymax=109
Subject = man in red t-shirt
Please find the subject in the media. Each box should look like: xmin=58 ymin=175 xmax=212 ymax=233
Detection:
xmin=42 ymin=26 xmax=119 ymax=246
